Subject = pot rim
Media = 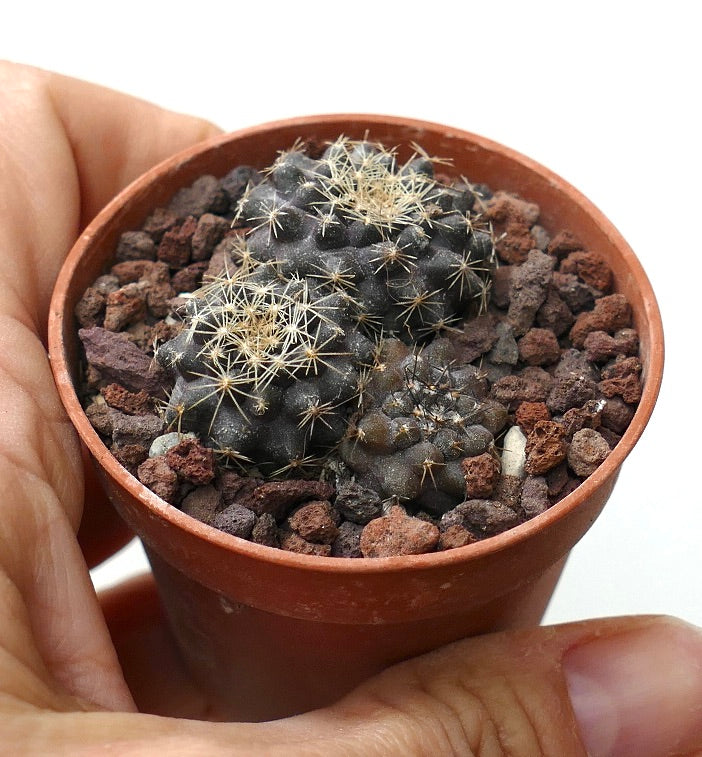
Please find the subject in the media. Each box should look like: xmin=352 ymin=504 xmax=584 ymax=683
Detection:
xmin=48 ymin=113 xmax=664 ymax=576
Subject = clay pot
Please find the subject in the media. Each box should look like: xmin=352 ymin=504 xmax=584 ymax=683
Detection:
xmin=48 ymin=115 xmax=663 ymax=722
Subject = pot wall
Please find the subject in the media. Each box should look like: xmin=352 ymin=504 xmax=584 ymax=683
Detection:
xmin=50 ymin=115 xmax=663 ymax=721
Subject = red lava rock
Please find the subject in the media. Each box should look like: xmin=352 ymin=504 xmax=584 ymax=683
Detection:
xmin=570 ymin=293 xmax=633 ymax=348
xmin=142 ymin=261 xmax=172 ymax=286
xmin=360 ymin=506 xmax=440 ymax=557
xmin=491 ymin=366 xmax=554 ymax=408
xmin=79 ymin=326 xmax=169 ymax=395
xmin=103 ymin=283 xmax=148 ymax=331
xmin=240 ymin=480 xmax=335 ymax=519
xmin=288 ymin=501 xmax=340 ymax=544
xmin=525 ymin=420 xmax=569 ymax=475
xmin=515 ymin=401 xmax=551 ymax=435
xmin=518 ymin=327 xmax=561 ymax=365
xmin=216 ymin=469 xmax=263 ymax=507
xmin=598 ymin=356 xmax=643 ymax=403
xmin=583 ymin=328 xmax=640 ymax=362
xmin=181 ymin=484 xmax=222 ymax=525
xmin=111 ymin=442 xmax=150 ymax=472
xmin=85 ymin=401 xmax=121 ymax=436
xmin=462 ymin=452 xmax=501 ymax=498
xmin=546 ymin=230 xmax=584 ymax=259
xmin=546 ymin=375 xmax=598 ymax=415
xmin=567 ymin=428 xmax=611 ymax=476
xmin=560 ymin=250 xmax=613 ymax=293
xmin=280 ymin=530 xmax=332 ymax=557
xmin=553 ymin=348 xmax=600 ymax=382
xmin=100 ymin=383 xmax=154 ymax=415
xmin=451 ymin=314 xmax=499 ymax=363
xmin=331 ymin=521 xmax=364 ymax=557
xmin=251 ymin=513 xmax=280 ymax=548
xmin=487 ymin=191 xmax=541 ymax=226
xmin=157 ymin=216 xmax=197 ymax=269
xmin=438 ymin=523 xmax=477 ymax=550
xmin=601 ymin=355 xmax=642 ymax=380
xmin=598 ymin=373 xmax=642 ymax=404
xmin=137 ymin=456 xmax=179 ymax=503
xmin=75 ymin=287 xmax=106 ymax=328
xmin=551 ymin=272 xmax=596 ymax=314
xmin=115 ymin=230 xmax=156 ymax=261
xmin=600 ymin=397 xmax=636 ymax=434
xmin=487 ymin=191 xmax=540 ymax=265
xmin=165 ymin=438 xmax=216 ymax=485
xmin=142 ymin=208 xmax=179 ymax=242
xmin=111 ymin=413 xmax=164 ymax=448
xmin=149 ymin=320 xmax=182 ymax=348
xmin=442 ymin=499 xmax=521 ymax=538
xmin=536 ymin=286 xmax=574 ymax=336
xmin=171 ymin=261 xmax=209 ymax=292
xmin=146 ymin=281 xmax=177 ymax=318
xmin=212 ymin=503 xmax=256 ymax=539
xmin=490 ymin=265 xmax=513 ymax=309
xmin=168 ymin=175 xmax=229 ymax=218
xmin=191 ymin=213 xmax=230 ymax=261
xmin=110 ymin=259 xmax=159 ymax=284
xmin=496 ymin=219 xmax=536 ymax=265
xmin=507 ymin=250 xmax=556 ymax=336
xmin=520 ymin=475 xmax=550 ymax=518
xmin=560 ymin=400 xmax=604 ymax=438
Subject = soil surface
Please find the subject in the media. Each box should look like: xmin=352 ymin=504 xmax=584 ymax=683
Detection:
xmin=76 ymin=145 xmax=642 ymax=558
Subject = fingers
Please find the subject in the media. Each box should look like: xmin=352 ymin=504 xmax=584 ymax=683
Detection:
xmin=44 ymin=66 xmax=222 ymax=229
xmin=0 ymin=59 xmax=222 ymax=333
xmin=0 ymin=59 xmax=221 ymax=713
xmin=4 ymin=614 xmax=700 ymax=756
xmin=102 ymin=579 xmax=702 ymax=757
xmin=292 ymin=615 xmax=702 ymax=756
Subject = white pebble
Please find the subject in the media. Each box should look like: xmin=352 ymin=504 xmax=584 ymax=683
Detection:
xmin=149 ymin=431 xmax=196 ymax=458
xmin=501 ymin=425 xmax=527 ymax=478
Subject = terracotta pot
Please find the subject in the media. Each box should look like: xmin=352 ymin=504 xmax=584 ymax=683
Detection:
xmin=48 ymin=115 xmax=664 ymax=722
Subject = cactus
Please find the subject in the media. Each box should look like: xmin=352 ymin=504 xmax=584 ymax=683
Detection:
xmin=155 ymin=136 xmax=497 ymax=505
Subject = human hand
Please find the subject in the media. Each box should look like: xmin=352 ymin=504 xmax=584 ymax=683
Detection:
xmin=0 ymin=61 xmax=700 ymax=756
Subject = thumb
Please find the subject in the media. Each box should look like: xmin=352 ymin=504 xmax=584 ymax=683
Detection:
xmin=300 ymin=615 xmax=702 ymax=756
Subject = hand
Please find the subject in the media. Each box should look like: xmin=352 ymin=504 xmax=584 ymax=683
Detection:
xmin=0 ymin=60 xmax=700 ymax=756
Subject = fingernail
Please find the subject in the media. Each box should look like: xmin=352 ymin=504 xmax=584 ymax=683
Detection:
xmin=564 ymin=619 xmax=702 ymax=757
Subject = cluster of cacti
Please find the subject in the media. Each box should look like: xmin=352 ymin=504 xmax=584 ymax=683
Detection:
xmin=339 ymin=336 xmax=506 ymax=514
xmin=155 ymin=137 xmax=497 ymax=496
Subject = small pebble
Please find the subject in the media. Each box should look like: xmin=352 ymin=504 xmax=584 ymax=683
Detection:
xmin=149 ymin=432 xmax=197 ymax=458
xmin=525 ymin=420 xmax=569 ymax=475
xmin=212 ymin=503 xmax=256 ymax=539
xmin=360 ymin=506 xmax=439 ymax=558
xmin=501 ymin=425 xmax=527 ymax=478
xmin=567 ymin=428 xmax=611 ymax=476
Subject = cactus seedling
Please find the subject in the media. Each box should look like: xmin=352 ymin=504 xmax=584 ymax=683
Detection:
xmin=155 ymin=136 xmax=497 ymax=508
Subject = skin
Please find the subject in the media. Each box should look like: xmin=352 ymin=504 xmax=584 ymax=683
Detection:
xmin=1 ymin=61 xmax=701 ymax=756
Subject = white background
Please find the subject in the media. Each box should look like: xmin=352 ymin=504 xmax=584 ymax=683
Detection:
xmin=3 ymin=1 xmax=700 ymax=628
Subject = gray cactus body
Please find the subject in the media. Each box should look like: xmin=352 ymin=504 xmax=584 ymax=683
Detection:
xmin=156 ymin=137 xmax=497 ymax=498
